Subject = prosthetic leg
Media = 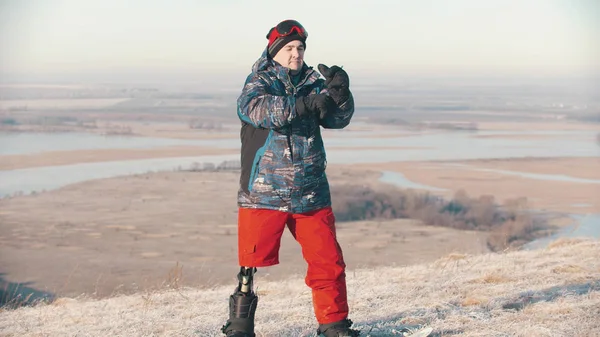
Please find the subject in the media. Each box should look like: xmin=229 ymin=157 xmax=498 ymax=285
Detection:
xmin=221 ymin=267 xmax=258 ymax=337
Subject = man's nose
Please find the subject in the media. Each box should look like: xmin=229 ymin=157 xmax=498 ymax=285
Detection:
xmin=291 ymin=49 xmax=300 ymax=58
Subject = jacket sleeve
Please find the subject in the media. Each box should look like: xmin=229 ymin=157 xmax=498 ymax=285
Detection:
xmin=237 ymin=73 xmax=298 ymax=129
xmin=318 ymin=88 xmax=355 ymax=129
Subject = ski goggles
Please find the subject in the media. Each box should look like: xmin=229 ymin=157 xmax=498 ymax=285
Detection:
xmin=266 ymin=20 xmax=308 ymax=45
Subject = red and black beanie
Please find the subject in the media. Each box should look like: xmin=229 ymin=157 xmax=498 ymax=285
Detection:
xmin=266 ymin=19 xmax=308 ymax=58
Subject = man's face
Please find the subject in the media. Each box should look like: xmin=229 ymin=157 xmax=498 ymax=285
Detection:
xmin=272 ymin=40 xmax=305 ymax=74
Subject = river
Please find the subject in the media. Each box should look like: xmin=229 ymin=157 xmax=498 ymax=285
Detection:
xmin=1 ymin=129 xmax=598 ymax=198
xmin=1 ymin=130 xmax=598 ymax=244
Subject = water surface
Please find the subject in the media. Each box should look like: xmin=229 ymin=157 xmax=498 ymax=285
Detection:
xmin=2 ymin=129 xmax=599 ymax=197
xmin=379 ymin=171 xmax=447 ymax=192
xmin=524 ymin=214 xmax=600 ymax=249
xmin=0 ymin=154 xmax=238 ymax=197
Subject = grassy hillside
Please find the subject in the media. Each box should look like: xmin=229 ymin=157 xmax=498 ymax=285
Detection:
xmin=1 ymin=238 xmax=598 ymax=337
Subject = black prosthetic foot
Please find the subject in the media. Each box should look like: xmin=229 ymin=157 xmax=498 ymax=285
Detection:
xmin=221 ymin=290 xmax=258 ymax=337
xmin=221 ymin=267 xmax=258 ymax=337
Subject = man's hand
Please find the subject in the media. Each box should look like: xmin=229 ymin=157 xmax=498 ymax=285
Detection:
xmin=317 ymin=64 xmax=349 ymax=89
xmin=318 ymin=64 xmax=350 ymax=105
xmin=296 ymin=94 xmax=336 ymax=119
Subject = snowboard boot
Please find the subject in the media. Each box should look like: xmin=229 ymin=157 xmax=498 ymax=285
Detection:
xmin=317 ymin=319 xmax=361 ymax=337
xmin=221 ymin=289 xmax=258 ymax=337
xmin=221 ymin=267 xmax=258 ymax=337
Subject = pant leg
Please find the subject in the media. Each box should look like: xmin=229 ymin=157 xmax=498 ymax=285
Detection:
xmin=287 ymin=206 xmax=348 ymax=324
xmin=238 ymin=207 xmax=289 ymax=267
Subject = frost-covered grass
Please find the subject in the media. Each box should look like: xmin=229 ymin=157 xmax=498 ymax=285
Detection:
xmin=1 ymin=238 xmax=599 ymax=337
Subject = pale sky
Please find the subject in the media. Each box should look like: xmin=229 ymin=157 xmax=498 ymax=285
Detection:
xmin=1 ymin=0 xmax=598 ymax=80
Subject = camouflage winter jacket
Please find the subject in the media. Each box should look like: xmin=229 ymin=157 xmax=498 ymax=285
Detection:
xmin=236 ymin=48 xmax=354 ymax=213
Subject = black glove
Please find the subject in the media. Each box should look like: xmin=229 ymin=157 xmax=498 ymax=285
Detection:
xmin=318 ymin=64 xmax=350 ymax=104
xmin=296 ymin=94 xmax=336 ymax=119
xmin=318 ymin=64 xmax=349 ymax=88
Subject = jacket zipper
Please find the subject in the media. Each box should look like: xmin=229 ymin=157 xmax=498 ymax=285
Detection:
xmin=284 ymin=68 xmax=316 ymax=191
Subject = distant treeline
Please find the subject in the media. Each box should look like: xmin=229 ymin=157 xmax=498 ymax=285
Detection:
xmin=188 ymin=119 xmax=224 ymax=130
xmin=330 ymin=184 xmax=548 ymax=252
xmin=179 ymin=160 xmax=240 ymax=172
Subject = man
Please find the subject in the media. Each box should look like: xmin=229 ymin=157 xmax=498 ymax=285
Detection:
xmin=221 ymin=19 xmax=359 ymax=337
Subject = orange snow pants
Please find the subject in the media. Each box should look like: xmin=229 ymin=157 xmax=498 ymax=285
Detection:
xmin=237 ymin=206 xmax=348 ymax=325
